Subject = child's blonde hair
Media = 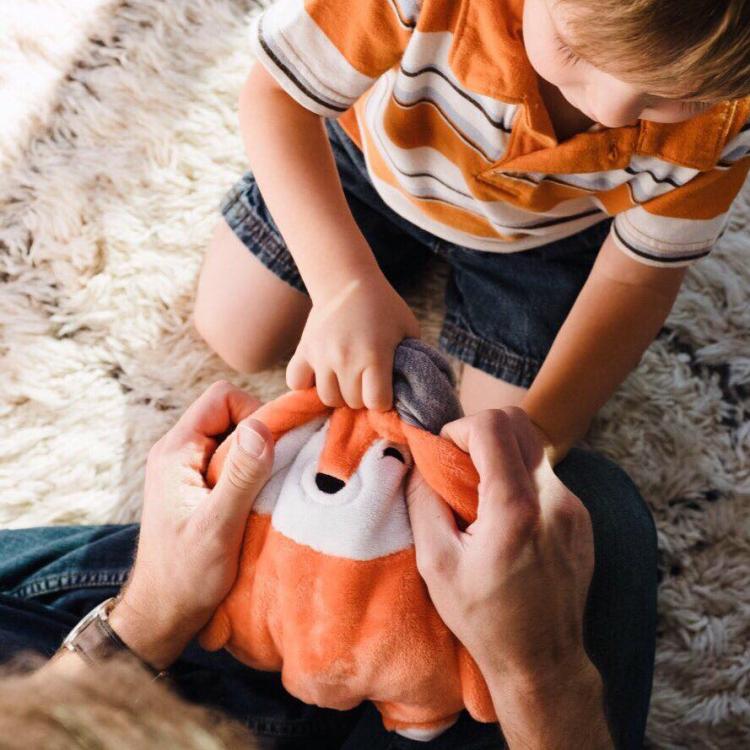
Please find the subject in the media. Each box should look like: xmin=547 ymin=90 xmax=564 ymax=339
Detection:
xmin=558 ymin=0 xmax=750 ymax=102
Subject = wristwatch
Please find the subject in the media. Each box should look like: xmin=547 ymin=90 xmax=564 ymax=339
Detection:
xmin=59 ymin=596 xmax=164 ymax=677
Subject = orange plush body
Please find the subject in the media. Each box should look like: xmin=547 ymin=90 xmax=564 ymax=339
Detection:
xmin=200 ymin=387 xmax=496 ymax=737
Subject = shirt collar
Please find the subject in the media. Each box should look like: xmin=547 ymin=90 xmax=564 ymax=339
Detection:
xmin=450 ymin=0 xmax=750 ymax=177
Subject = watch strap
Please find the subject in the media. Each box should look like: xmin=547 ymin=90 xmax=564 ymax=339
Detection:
xmin=71 ymin=604 xmax=128 ymax=664
xmin=62 ymin=596 xmax=164 ymax=678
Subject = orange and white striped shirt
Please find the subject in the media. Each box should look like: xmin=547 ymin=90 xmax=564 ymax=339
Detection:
xmin=249 ymin=0 xmax=750 ymax=267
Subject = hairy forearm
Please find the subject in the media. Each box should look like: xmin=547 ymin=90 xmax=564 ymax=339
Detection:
xmin=240 ymin=64 xmax=379 ymax=299
xmin=521 ymin=236 xmax=685 ymax=463
xmin=484 ymin=658 xmax=614 ymax=749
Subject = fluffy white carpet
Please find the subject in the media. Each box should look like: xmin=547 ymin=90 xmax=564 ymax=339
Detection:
xmin=0 ymin=1 xmax=748 ymax=746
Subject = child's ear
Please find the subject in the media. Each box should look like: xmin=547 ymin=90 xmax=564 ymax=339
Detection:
xmin=207 ymin=388 xmax=330 ymax=487
xmin=403 ymin=423 xmax=479 ymax=524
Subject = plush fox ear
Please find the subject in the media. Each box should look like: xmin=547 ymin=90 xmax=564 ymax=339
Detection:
xmin=206 ymin=388 xmax=330 ymax=487
xmin=403 ymin=422 xmax=479 ymax=524
xmin=252 ymin=387 xmax=331 ymax=440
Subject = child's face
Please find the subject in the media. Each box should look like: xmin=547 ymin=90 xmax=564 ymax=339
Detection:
xmin=523 ymin=0 xmax=712 ymax=127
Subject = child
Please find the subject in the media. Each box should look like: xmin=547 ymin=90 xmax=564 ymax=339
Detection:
xmin=194 ymin=0 xmax=750 ymax=463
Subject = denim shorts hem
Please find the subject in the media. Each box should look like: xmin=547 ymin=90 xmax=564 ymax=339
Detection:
xmin=439 ymin=320 xmax=541 ymax=389
xmin=9 ymin=569 xmax=129 ymax=599
xmin=221 ymin=185 xmax=307 ymax=294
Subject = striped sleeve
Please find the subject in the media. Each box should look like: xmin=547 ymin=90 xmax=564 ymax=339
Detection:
xmin=249 ymin=0 xmax=418 ymax=118
xmin=611 ymin=126 xmax=750 ymax=267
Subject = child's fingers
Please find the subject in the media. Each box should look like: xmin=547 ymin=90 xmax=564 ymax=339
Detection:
xmin=362 ymin=364 xmax=393 ymax=411
xmin=316 ymin=368 xmax=345 ymax=408
xmin=286 ymin=352 xmax=315 ymax=390
xmin=339 ymin=369 xmax=364 ymax=410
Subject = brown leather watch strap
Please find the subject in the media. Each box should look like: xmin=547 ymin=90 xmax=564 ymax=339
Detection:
xmin=72 ymin=608 xmax=129 ymax=664
xmin=62 ymin=597 xmax=164 ymax=678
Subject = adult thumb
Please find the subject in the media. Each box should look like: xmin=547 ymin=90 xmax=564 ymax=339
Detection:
xmin=211 ymin=417 xmax=274 ymax=519
xmin=405 ymin=469 xmax=459 ymax=580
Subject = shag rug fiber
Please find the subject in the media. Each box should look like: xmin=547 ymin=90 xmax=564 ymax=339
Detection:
xmin=1 ymin=1 xmax=748 ymax=746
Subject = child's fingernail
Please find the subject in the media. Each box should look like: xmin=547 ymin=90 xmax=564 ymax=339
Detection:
xmin=238 ymin=423 xmax=266 ymax=457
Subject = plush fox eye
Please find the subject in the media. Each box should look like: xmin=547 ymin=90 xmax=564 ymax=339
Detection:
xmin=383 ymin=446 xmax=405 ymax=463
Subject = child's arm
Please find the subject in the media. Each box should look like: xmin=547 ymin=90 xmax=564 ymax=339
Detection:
xmin=239 ymin=63 xmax=377 ymax=299
xmin=520 ymin=234 xmax=686 ymax=464
xmin=239 ymin=63 xmax=419 ymax=410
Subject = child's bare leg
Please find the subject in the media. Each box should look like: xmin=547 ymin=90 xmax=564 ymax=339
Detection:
xmin=458 ymin=364 xmax=528 ymax=414
xmin=194 ymin=219 xmax=311 ymax=373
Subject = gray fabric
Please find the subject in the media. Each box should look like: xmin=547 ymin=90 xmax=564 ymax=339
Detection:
xmin=392 ymin=338 xmax=463 ymax=435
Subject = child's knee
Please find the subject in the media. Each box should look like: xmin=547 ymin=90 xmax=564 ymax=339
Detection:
xmin=193 ymin=306 xmax=278 ymax=374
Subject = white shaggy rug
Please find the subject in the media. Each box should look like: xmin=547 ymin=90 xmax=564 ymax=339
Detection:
xmin=0 ymin=1 xmax=748 ymax=746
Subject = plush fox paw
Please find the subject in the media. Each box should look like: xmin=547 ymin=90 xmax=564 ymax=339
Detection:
xmin=198 ymin=607 xmax=232 ymax=651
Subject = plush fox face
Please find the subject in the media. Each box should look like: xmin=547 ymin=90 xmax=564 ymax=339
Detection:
xmin=206 ymin=387 xmax=480 ymax=527
xmin=201 ymin=386 xmax=493 ymax=737
xmin=266 ymin=409 xmax=415 ymax=560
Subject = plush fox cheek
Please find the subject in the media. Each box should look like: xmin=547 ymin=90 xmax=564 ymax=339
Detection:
xmin=270 ymin=427 xmax=414 ymax=560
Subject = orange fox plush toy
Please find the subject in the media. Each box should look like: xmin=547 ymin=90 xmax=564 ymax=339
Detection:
xmin=200 ymin=340 xmax=496 ymax=740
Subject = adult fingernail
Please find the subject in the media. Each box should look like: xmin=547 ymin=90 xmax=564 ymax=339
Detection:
xmin=238 ymin=423 xmax=266 ymax=458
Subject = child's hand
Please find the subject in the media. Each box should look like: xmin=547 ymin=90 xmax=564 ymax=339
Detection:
xmin=286 ymin=274 xmax=420 ymax=410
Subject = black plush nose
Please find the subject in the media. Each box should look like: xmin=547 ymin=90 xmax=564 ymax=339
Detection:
xmin=315 ymin=472 xmax=345 ymax=494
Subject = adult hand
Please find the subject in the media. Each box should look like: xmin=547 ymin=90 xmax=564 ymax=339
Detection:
xmin=406 ymin=407 xmax=611 ymax=748
xmin=108 ymin=381 xmax=274 ymax=671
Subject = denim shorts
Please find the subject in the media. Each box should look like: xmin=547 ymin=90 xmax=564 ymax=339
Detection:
xmin=221 ymin=119 xmax=613 ymax=388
